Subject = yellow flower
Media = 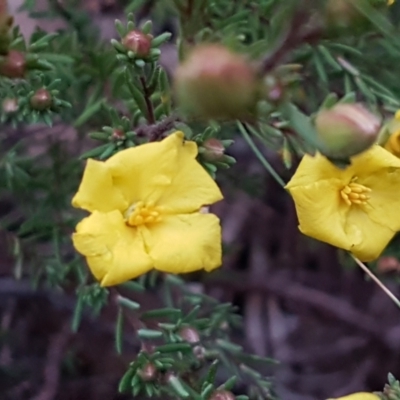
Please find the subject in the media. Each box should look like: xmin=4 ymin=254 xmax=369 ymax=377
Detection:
xmin=72 ymin=132 xmax=223 ymax=286
xmin=286 ymin=145 xmax=400 ymax=261
xmin=327 ymin=393 xmax=379 ymax=400
xmin=388 ymin=0 xmax=395 ymax=5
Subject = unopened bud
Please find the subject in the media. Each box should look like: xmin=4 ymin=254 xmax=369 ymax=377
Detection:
xmin=111 ymin=129 xmax=125 ymax=141
xmin=193 ymin=345 xmax=206 ymax=360
xmin=0 ymin=50 xmax=26 ymax=78
xmin=315 ymin=103 xmax=381 ymax=159
xmin=377 ymin=256 xmax=400 ymax=273
xmin=264 ymin=74 xmax=284 ymax=103
xmin=209 ymin=390 xmax=236 ymax=400
xmin=174 ymin=44 xmax=258 ymax=120
xmin=30 ymin=88 xmax=52 ymax=110
xmin=2 ymin=98 xmax=18 ymax=113
xmin=179 ymin=326 xmax=200 ymax=343
xmin=138 ymin=362 xmax=157 ymax=382
xmin=122 ymin=30 xmax=152 ymax=57
xmin=202 ymin=138 xmax=225 ymax=161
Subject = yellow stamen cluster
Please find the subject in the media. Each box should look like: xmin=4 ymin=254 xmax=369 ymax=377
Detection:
xmin=340 ymin=181 xmax=371 ymax=206
xmin=126 ymin=201 xmax=163 ymax=226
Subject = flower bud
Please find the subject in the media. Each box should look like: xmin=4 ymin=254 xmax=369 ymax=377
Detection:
xmin=201 ymin=138 xmax=225 ymax=161
xmin=138 ymin=362 xmax=157 ymax=382
xmin=0 ymin=50 xmax=26 ymax=78
xmin=122 ymin=30 xmax=152 ymax=57
xmin=209 ymin=390 xmax=236 ymax=400
xmin=174 ymin=44 xmax=258 ymax=120
xmin=179 ymin=326 xmax=200 ymax=343
xmin=2 ymin=98 xmax=18 ymax=114
xmin=111 ymin=129 xmax=125 ymax=141
xmin=30 ymin=88 xmax=52 ymax=110
xmin=315 ymin=103 xmax=381 ymax=159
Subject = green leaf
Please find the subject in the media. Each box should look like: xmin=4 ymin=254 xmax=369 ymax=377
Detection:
xmin=79 ymin=144 xmax=111 ymax=160
xmin=168 ymin=376 xmax=190 ymax=398
xmin=115 ymin=307 xmax=124 ymax=354
xmin=279 ymin=102 xmax=320 ymax=150
xmin=151 ymin=32 xmax=172 ymax=47
xmin=74 ymin=99 xmax=104 ymax=128
xmin=117 ymin=296 xmax=140 ymax=310
xmin=204 ymin=360 xmax=219 ymax=384
xmin=71 ymin=292 xmax=85 ymax=333
xmin=137 ymin=329 xmax=163 ymax=339
xmin=118 ymin=368 xmax=135 ymax=393
xmin=155 ymin=343 xmax=192 ymax=353
xmin=141 ymin=308 xmax=182 ymax=319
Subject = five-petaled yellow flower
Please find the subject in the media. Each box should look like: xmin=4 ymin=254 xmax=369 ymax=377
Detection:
xmin=72 ymin=131 xmax=223 ymax=286
xmin=327 ymin=393 xmax=379 ymax=400
xmin=286 ymin=145 xmax=400 ymax=261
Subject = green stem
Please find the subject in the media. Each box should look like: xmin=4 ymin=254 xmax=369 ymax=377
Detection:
xmin=238 ymin=122 xmax=286 ymax=188
xmin=351 ymin=254 xmax=400 ymax=309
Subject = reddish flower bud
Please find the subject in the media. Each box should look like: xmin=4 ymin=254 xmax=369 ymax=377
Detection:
xmin=209 ymin=390 xmax=236 ymax=400
xmin=30 ymin=88 xmax=52 ymax=110
xmin=202 ymin=138 xmax=225 ymax=161
xmin=174 ymin=44 xmax=258 ymax=120
xmin=315 ymin=103 xmax=381 ymax=159
xmin=179 ymin=326 xmax=200 ymax=343
xmin=111 ymin=129 xmax=125 ymax=141
xmin=0 ymin=50 xmax=26 ymax=78
xmin=138 ymin=362 xmax=157 ymax=382
xmin=122 ymin=30 xmax=152 ymax=57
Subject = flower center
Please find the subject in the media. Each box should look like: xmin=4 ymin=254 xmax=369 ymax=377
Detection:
xmin=340 ymin=180 xmax=371 ymax=206
xmin=125 ymin=201 xmax=163 ymax=226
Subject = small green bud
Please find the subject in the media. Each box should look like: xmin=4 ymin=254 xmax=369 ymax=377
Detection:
xmin=174 ymin=44 xmax=258 ymax=120
xmin=122 ymin=30 xmax=152 ymax=58
xmin=30 ymin=88 xmax=52 ymax=110
xmin=315 ymin=103 xmax=381 ymax=159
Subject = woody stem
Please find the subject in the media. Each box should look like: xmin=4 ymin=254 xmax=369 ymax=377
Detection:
xmin=351 ymin=254 xmax=400 ymax=310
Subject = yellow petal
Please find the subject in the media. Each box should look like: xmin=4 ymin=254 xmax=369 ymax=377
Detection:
xmin=350 ymin=145 xmax=400 ymax=178
xmin=285 ymin=152 xmax=352 ymax=189
xmin=72 ymin=159 xmax=128 ymax=213
xmin=345 ymin=206 xmax=395 ymax=261
xmin=105 ymin=132 xmax=183 ymax=205
xmin=384 ymin=130 xmax=400 ymax=157
xmin=287 ymin=179 xmax=351 ymax=251
xmin=157 ymin=140 xmax=223 ymax=213
xmin=140 ymin=213 xmax=222 ymax=274
xmin=361 ymin=168 xmax=400 ymax=231
xmin=72 ymin=210 xmax=152 ymax=286
xmin=326 ymin=393 xmax=379 ymax=400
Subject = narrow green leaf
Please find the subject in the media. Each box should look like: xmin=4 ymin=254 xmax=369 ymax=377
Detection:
xmin=117 ymin=296 xmax=141 ymax=310
xmin=204 ymin=360 xmax=219 ymax=384
xmin=151 ymin=32 xmax=172 ymax=47
xmin=155 ymin=343 xmax=192 ymax=353
xmin=115 ymin=307 xmax=124 ymax=354
xmin=141 ymin=308 xmax=182 ymax=319
xmin=137 ymin=329 xmax=163 ymax=339
xmin=279 ymin=102 xmax=320 ymax=150
xmin=168 ymin=376 xmax=190 ymax=398
xmin=71 ymin=292 xmax=85 ymax=333
xmin=74 ymin=99 xmax=103 ymax=128
xmin=118 ymin=368 xmax=135 ymax=393
xmin=79 ymin=144 xmax=111 ymax=160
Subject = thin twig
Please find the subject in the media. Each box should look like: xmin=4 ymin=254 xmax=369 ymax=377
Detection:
xmin=351 ymin=254 xmax=400 ymax=309
xmin=238 ymin=122 xmax=286 ymax=188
